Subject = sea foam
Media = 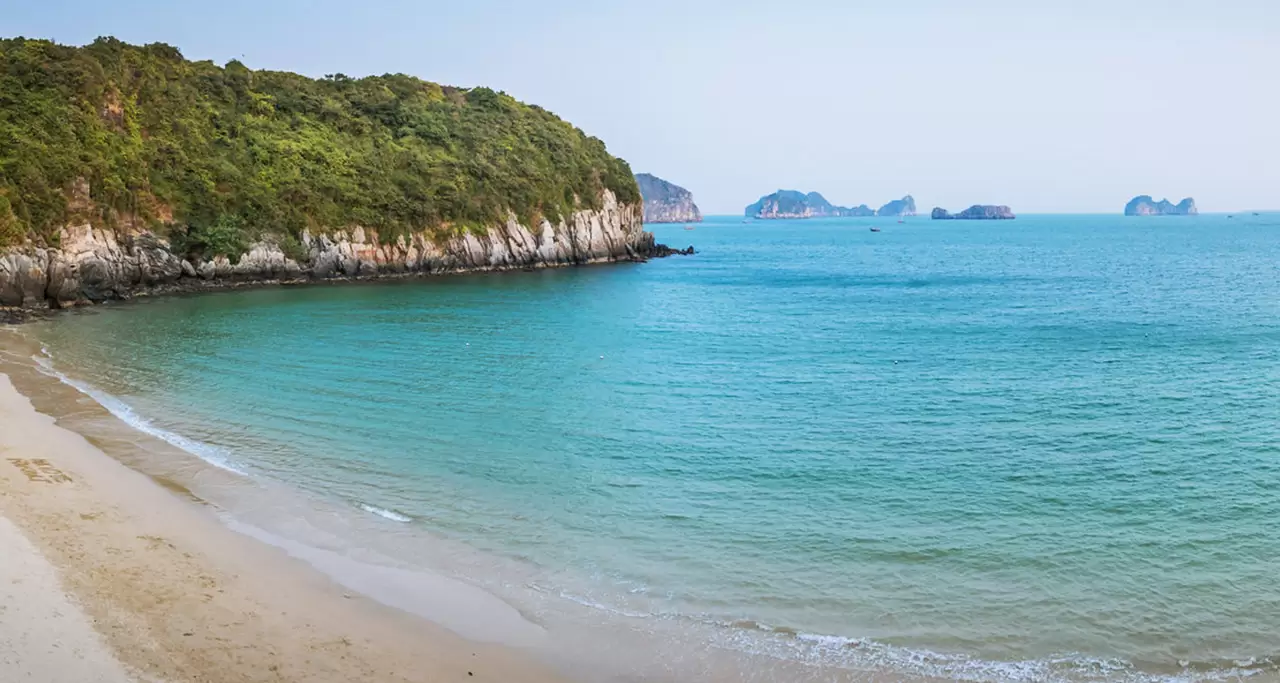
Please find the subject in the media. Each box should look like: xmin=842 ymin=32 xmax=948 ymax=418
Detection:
xmin=358 ymin=503 xmax=413 ymax=522
xmin=31 ymin=351 xmax=249 ymax=476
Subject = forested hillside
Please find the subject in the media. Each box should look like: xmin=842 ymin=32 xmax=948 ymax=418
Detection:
xmin=0 ymin=37 xmax=639 ymax=254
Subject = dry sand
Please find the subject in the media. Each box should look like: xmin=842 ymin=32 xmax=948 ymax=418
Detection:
xmin=0 ymin=514 xmax=135 ymax=682
xmin=0 ymin=368 xmax=571 ymax=683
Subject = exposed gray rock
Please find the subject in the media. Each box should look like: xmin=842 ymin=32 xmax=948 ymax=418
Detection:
xmin=636 ymin=173 xmax=702 ymax=224
xmin=0 ymin=191 xmax=685 ymax=311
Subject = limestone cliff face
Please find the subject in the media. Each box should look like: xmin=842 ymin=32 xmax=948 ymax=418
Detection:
xmin=635 ymin=173 xmax=702 ymax=224
xmin=1 ymin=191 xmax=659 ymax=310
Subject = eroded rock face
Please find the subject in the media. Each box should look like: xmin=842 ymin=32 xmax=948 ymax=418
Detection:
xmin=636 ymin=173 xmax=702 ymax=224
xmin=0 ymin=249 xmax=50 ymax=307
xmin=0 ymin=192 xmax=675 ymax=310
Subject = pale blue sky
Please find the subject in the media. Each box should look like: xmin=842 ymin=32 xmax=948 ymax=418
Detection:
xmin=6 ymin=0 xmax=1277 ymax=213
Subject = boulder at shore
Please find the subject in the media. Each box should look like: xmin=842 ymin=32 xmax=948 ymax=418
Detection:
xmin=1124 ymin=196 xmax=1197 ymax=216
xmin=931 ymin=205 xmax=1016 ymax=220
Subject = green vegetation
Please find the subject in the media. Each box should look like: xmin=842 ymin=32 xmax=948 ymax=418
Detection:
xmin=0 ymin=37 xmax=639 ymax=253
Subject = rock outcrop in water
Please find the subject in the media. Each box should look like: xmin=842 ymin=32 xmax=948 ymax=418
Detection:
xmin=745 ymin=190 xmax=875 ymax=219
xmin=876 ymin=195 xmax=917 ymax=217
xmin=1124 ymin=196 xmax=1197 ymax=216
xmin=0 ymin=190 xmax=690 ymax=311
xmin=635 ymin=173 xmax=702 ymax=224
xmin=931 ymin=205 xmax=1016 ymax=220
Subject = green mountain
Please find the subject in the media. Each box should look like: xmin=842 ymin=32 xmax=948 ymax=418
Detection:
xmin=0 ymin=37 xmax=639 ymax=252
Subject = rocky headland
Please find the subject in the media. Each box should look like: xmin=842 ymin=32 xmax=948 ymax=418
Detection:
xmin=1124 ymin=196 xmax=1197 ymax=216
xmin=0 ymin=38 xmax=692 ymax=316
xmin=931 ymin=205 xmax=1016 ymax=220
xmin=635 ymin=173 xmax=702 ymax=224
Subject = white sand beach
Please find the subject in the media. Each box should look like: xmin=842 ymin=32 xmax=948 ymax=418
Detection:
xmin=0 ymin=365 xmax=569 ymax=683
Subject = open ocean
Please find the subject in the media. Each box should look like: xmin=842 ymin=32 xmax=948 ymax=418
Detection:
xmin=15 ymin=212 xmax=1280 ymax=681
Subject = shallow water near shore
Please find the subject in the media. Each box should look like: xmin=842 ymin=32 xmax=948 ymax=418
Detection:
xmin=10 ymin=213 xmax=1280 ymax=681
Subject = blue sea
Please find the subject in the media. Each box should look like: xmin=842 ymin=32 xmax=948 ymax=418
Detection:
xmin=15 ymin=213 xmax=1280 ymax=681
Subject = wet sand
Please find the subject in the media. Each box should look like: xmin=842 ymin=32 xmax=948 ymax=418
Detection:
xmin=0 ymin=365 xmax=570 ymax=683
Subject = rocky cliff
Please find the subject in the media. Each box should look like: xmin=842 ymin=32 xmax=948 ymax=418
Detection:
xmin=877 ymin=195 xmax=917 ymax=217
xmin=1124 ymin=196 xmax=1197 ymax=216
xmin=0 ymin=191 xmax=683 ymax=312
xmin=745 ymin=191 xmax=875 ymax=219
xmin=635 ymin=173 xmax=702 ymax=224
xmin=931 ymin=205 xmax=1016 ymax=220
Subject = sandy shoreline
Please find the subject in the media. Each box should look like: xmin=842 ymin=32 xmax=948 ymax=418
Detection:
xmin=0 ymin=358 xmax=571 ymax=682
xmin=0 ymin=322 xmax=949 ymax=683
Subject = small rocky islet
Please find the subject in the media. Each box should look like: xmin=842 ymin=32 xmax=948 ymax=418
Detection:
xmin=931 ymin=205 xmax=1016 ymax=220
xmin=1124 ymin=195 xmax=1197 ymax=216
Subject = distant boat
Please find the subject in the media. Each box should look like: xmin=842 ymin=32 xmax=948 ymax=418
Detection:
xmin=897 ymin=217 xmax=905 ymax=224
xmin=1254 ymin=212 xmax=1261 ymax=216
xmin=684 ymin=225 xmax=695 ymax=231
xmin=1228 ymin=215 xmax=1234 ymax=219
xmin=870 ymin=227 xmax=881 ymax=233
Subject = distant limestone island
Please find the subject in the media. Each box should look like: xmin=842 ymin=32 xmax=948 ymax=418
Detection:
xmin=636 ymin=173 xmax=702 ymax=224
xmin=931 ymin=205 xmax=1016 ymax=220
xmin=877 ymin=195 xmax=917 ymax=217
xmin=1124 ymin=195 xmax=1197 ymax=216
xmin=746 ymin=191 xmax=916 ymax=219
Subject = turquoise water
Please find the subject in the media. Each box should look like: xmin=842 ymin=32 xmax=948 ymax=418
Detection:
xmin=23 ymin=213 xmax=1280 ymax=681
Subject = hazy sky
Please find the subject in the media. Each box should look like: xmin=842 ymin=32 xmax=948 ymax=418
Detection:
xmin=7 ymin=0 xmax=1278 ymax=213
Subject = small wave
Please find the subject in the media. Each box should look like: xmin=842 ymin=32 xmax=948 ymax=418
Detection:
xmin=717 ymin=622 xmax=1276 ymax=683
xmin=523 ymin=584 xmax=1272 ymax=682
xmin=557 ymin=591 xmax=652 ymax=619
xmin=30 ymin=352 xmax=249 ymax=476
xmin=526 ymin=583 xmax=653 ymax=619
xmin=521 ymin=580 xmax=1274 ymax=682
xmin=358 ymin=503 xmax=412 ymax=522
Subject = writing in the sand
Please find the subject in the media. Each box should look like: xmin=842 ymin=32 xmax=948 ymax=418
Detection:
xmin=7 ymin=458 xmax=73 ymax=484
